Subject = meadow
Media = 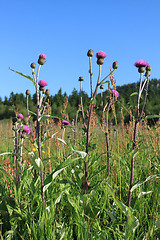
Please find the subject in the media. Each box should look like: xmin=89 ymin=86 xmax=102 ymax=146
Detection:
xmin=0 ymin=52 xmax=160 ymax=240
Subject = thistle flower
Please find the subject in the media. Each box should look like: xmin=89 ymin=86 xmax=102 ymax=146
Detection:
xmin=22 ymin=125 xmax=31 ymax=134
xmin=62 ymin=120 xmax=71 ymax=125
xmin=110 ymin=89 xmax=119 ymax=98
xmin=134 ymin=60 xmax=149 ymax=68
xmin=96 ymin=51 xmax=107 ymax=59
xmin=17 ymin=113 xmax=24 ymax=120
xmin=38 ymin=80 xmax=48 ymax=87
xmin=39 ymin=53 xmax=47 ymax=60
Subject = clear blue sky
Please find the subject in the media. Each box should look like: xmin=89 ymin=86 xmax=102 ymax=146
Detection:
xmin=1 ymin=0 xmax=160 ymax=100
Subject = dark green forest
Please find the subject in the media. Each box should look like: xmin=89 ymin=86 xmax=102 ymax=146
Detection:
xmin=0 ymin=78 xmax=160 ymax=124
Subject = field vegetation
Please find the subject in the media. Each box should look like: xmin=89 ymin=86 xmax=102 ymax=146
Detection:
xmin=0 ymin=52 xmax=160 ymax=240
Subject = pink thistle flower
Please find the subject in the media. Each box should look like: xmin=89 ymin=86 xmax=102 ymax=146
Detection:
xmin=38 ymin=80 xmax=48 ymax=87
xmin=46 ymin=106 xmax=51 ymax=109
xmin=96 ymin=51 xmax=107 ymax=59
xmin=110 ymin=89 xmax=119 ymax=98
xmin=62 ymin=120 xmax=71 ymax=125
xmin=22 ymin=125 xmax=31 ymax=134
xmin=17 ymin=113 xmax=24 ymax=120
xmin=39 ymin=53 xmax=47 ymax=60
xmin=134 ymin=60 xmax=149 ymax=68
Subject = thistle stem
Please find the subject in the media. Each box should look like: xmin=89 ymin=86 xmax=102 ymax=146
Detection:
xmin=85 ymin=65 xmax=101 ymax=194
xmin=89 ymin=57 xmax=93 ymax=98
xmin=80 ymin=81 xmax=87 ymax=131
xmin=36 ymin=64 xmax=45 ymax=210
xmin=128 ymin=73 xmax=143 ymax=208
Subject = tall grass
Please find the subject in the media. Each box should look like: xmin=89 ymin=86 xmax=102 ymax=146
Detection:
xmin=0 ymin=117 xmax=160 ymax=239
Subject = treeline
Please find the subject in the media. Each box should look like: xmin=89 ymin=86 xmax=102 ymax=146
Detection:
xmin=0 ymin=78 xmax=160 ymax=124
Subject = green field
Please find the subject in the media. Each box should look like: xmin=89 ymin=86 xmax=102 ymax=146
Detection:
xmin=0 ymin=117 xmax=159 ymax=239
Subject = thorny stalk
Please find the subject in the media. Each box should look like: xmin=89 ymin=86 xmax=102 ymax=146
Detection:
xmin=128 ymin=74 xmax=149 ymax=208
xmin=89 ymin=57 xmax=93 ymax=98
xmin=36 ymin=64 xmax=45 ymax=210
xmin=85 ymin=67 xmax=116 ymax=194
xmin=80 ymin=81 xmax=87 ymax=131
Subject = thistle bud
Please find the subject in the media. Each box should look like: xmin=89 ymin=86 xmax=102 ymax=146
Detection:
xmin=146 ymin=65 xmax=151 ymax=71
xmin=100 ymin=85 xmax=104 ymax=90
xmin=112 ymin=61 xmax=118 ymax=69
xmin=26 ymin=89 xmax=30 ymax=96
xmin=97 ymin=58 xmax=104 ymax=65
xmin=138 ymin=66 xmax=145 ymax=73
xmin=78 ymin=76 xmax=84 ymax=81
xmin=38 ymin=53 xmax=46 ymax=65
xmin=145 ymin=71 xmax=151 ymax=77
xmin=30 ymin=62 xmax=36 ymax=69
xmin=87 ymin=49 xmax=94 ymax=57
xmin=38 ymin=58 xmax=45 ymax=65
xmin=45 ymin=89 xmax=50 ymax=96
xmin=39 ymin=86 xmax=45 ymax=93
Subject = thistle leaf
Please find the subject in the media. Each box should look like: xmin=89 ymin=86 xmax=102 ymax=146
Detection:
xmin=9 ymin=68 xmax=36 ymax=86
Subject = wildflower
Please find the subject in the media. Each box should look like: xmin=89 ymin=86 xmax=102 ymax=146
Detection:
xmin=39 ymin=53 xmax=47 ymax=60
xmin=38 ymin=80 xmax=48 ymax=87
xmin=17 ymin=113 xmax=24 ymax=120
xmin=33 ymin=147 xmax=37 ymax=152
xmin=62 ymin=120 xmax=71 ymax=125
xmin=78 ymin=104 xmax=82 ymax=109
xmin=134 ymin=60 xmax=149 ymax=68
xmin=110 ymin=89 xmax=119 ymax=98
xmin=96 ymin=51 xmax=107 ymax=59
xmin=110 ymin=122 xmax=113 ymax=126
xmin=87 ymin=49 xmax=94 ymax=57
xmin=22 ymin=125 xmax=31 ymax=134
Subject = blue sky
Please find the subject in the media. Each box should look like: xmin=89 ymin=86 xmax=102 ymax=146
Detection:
xmin=1 ymin=0 xmax=160 ymax=100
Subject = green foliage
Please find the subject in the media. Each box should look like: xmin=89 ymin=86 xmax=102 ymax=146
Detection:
xmin=1 ymin=78 xmax=160 ymax=124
